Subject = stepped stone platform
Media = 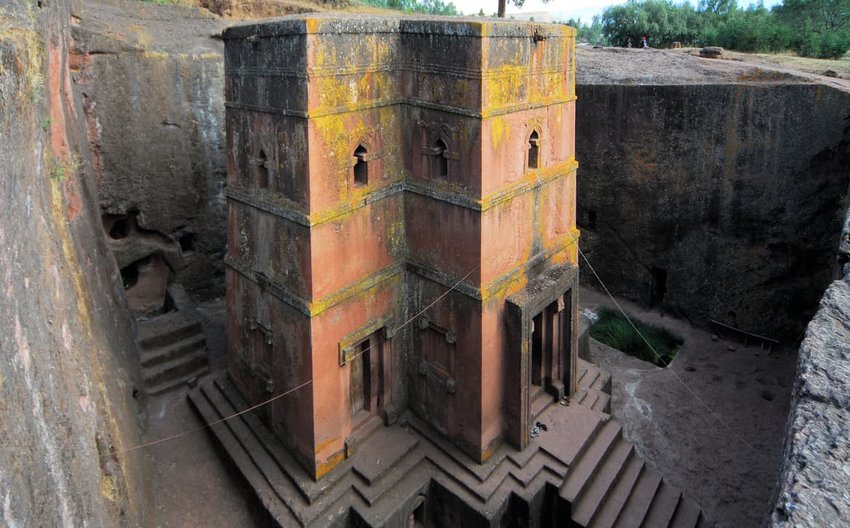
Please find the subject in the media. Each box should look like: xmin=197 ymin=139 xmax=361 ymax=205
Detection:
xmin=188 ymin=360 xmax=707 ymax=527
xmin=576 ymin=358 xmax=613 ymax=414
xmin=137 ymin=284 xmax=209 ymax=395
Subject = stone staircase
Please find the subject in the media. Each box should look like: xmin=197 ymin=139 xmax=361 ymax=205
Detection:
xmin=575 ymin=358 xmax=612 ymax=414
xmin=570 ymin=359 xmax=707 ymax=528
xmin=188 ymin=359 xmax=708 ymax=527
xmin=137 ymin=284 xmax=208 ymax=395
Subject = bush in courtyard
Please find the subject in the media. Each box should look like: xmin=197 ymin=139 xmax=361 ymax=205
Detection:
xmin=589 ymin=307 xmax=683 ymax=367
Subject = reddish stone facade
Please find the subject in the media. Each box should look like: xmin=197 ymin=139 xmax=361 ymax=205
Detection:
xmin=224 ymin=16 xmax=579 ymax=480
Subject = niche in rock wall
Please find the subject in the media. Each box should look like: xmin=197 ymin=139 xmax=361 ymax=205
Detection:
xmin=120 ymin=254 xmax=173 ymax=317
xmin=649 ymin=267 xmax=667 ymax=307
xmin=102 ymin=211 xmax=138 ymax=240
xmin=179 ymin=233 xmax=196 ymax=254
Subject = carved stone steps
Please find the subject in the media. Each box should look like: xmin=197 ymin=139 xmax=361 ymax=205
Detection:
xmin=143 ymin=353 xmax=208 ymax=395
xmin=641 ymin=482 xmax=682 ymax=528
xmin=588 ymin=454 xmax=645 ymax=528
xmin=593 ymin=392 xmax=612 ymax=413
xmin=561 ymin=420 xmax=623 ymax=502
xmin=189 ymin=381 xmax=301 ymax=526
xmin=612 ymin=466 xmax=662 ymax=528
xmin=578 ymin=358 xmax=612 ymax=393
xmin=571 ymin=439 xmax=635 ymax=526
xmin=137 ymin=312 xmax=203 ymax=350
xmin=140 ymin=333 xmax=206 ymax=368
xmin=569 ymin=359 xmax=707 ymax=528
xmin=670 ymin=495 xmax=704 ymax=528
xmin=136 ymin=284 xmax=208 ymax=395
xmin=576 ymin=358 xmax=613 ymax=413
xmin=189 ymin=362 xmax=708 ymax=528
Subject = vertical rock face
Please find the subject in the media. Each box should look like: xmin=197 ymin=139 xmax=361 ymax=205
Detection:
xmin=0 ymin=0 xmax=148 ymax=525
xmin=772 ymin=272 xmax=850 ymax=526
xmin=71 ymin=0 xmax=229 ymax=297
xmin=576 ymin=81 xmax=850 ymax=340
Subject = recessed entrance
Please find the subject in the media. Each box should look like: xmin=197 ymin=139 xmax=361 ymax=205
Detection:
xmin=349 ymin=329 xmax=386 ymax=429
xmin=529 ymin=293 xmax=571 ymax=421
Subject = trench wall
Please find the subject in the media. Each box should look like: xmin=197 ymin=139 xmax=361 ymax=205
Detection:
xmin=72 ymin=0 xmax=228 ymax=297
xmin=576 ymin=82 xmax=850 ymax=340
xmin=770 ymin=209 xmax=850 ymax=526
xmin=576 ymin=77 xmax=850 ymax=524
xmin=0 ymin=0 xmax=148 ymax=525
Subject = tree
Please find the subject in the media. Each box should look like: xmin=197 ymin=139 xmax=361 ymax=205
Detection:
xmin=497 ymin=0 xmax=552 ymax=18
xmin=363 ymin=0 xmax=460 ymax=15
xmin=708 ymin=4 xmax=790 ymax=52
xmin=602 ymin=0 xmax=704 ymax=47
xmin=698 ymin=0 xmax=738 ymax=16
xmin=565 ymin=16 xmax=607 ymax=45
xmin=776 ymin=0 xmax=850 ymax=57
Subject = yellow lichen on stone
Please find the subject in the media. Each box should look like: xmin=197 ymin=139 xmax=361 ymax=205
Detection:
xmin=486 ymin=64 xmax=526 ymax=109
xmin=489 ymin=116 xmax=509 ymax=151
xmin=101 ymin=473 xmax=118 ymax=502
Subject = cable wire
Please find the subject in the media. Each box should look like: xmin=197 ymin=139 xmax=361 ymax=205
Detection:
xmin=556 ymin=195 xmax=765 ymax=458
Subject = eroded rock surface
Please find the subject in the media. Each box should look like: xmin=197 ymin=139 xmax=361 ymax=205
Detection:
xmin=576 ymin=47 xmax=850 ymax=340
xmin=772 ymin=277 xmax=850 ymax=526
xmin=71 ymin=0 xmax=229 ymax=297
xmin=0 ymin=0 xmax=148 ymax=524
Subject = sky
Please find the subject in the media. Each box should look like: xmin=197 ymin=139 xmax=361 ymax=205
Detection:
xmin=452 ymin=0 xmax=783 ymax=23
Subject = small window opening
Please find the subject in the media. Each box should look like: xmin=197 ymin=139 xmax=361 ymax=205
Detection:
xmin=109 ymin=217 xmax=131 ymax=240
xmin=353 ymin=145 xmax=368 ymax=186
xmin=179 ymin=233 xmax=196 ymax=254
xmin=588 ymin=210 xmax=597 ymax=230
xmin=650 ymin=267 xmax=667 ymax=307
xmin=432 ymin=139 xmax=448 ymax=180
xmin=528 ymin=130 xmax=540 ymax=169
xmin=255 ymin=149 xmax=269 ymax=189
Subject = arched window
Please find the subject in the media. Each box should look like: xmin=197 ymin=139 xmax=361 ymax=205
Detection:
xmin=353 ymin=144 xmax=368 ymax=186
xmin=527 ymin=131 xmax=540 ymax=170
xmin=432 ymin=138 xmax=448 ymax=180
xmin=254 ymin=149 xmax=269 ymax=189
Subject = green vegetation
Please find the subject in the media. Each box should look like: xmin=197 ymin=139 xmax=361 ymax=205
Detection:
xmin=496 ymin=0 xmax=551 ymax=18
xmin=361 ymin=0 xmax=460 ymax=15
xmin=589 ymin=307 xmax=683 ymax=367
xmin=567 ymin=0 xmax=850 ymax=59
xmin=47 ymin=153 xmax=81 ymax=182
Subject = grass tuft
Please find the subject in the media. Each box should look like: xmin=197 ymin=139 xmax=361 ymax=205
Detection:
xmin=589 ymin=307 xmax=683 ymax=367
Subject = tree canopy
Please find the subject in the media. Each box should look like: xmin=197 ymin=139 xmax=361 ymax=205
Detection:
xmin=362 ymin=0 xmax=459 ymax=15
xmin=588 ymin=0 xmax=850 ymax=58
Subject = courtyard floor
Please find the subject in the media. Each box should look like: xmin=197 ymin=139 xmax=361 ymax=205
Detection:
xmin=580 ymin=287 xmax=797 ymax=528
xmin=144 ymin=299 xmax=263 ymax=527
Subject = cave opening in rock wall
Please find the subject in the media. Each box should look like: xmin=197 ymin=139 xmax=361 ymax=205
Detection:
xmin=120 ymin=254 xmax=173 ymax=317
xmin=649 ymin=267 xmax=667 ymax=307
xmin=109 ymin=216 xmax=131 ymax=239
xmin=179 ymin=233 xmax=196 ymax=254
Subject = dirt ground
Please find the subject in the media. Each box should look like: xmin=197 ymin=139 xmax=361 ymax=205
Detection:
xmin=580 ymin=287 xmax=797 ymax=528
xmin=143 ymin=299 xmax=263 ymax=527
xmin=576 ymin=45 xmax=850 ymax=93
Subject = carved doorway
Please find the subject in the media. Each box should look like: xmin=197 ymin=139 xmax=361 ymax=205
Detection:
xmin=529 ymin=293 xmax=571 ymax=421
xmin=350 ymin=330 xmax=385 ymax=430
